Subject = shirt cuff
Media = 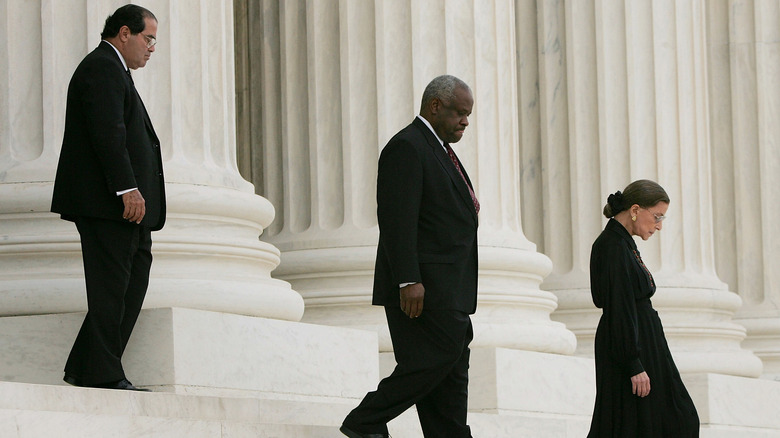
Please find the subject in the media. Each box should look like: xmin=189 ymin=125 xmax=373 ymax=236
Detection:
xmin=117 ymin=188 xmax=138 ymax=196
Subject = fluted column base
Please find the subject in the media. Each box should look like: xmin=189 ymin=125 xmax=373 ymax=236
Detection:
xmin=550 ymin=271 xmax=764 ymax=377
xmin=473 ymin=247 xmax=575 ymax=354
xmin=650 ymin=284 xmax=762 ymax=377
xmin=550 ymin=288 xmax=601 ymax=357
xmin=274 ymin=242 xmax=576 ymax=355
xmin=737 ymin=317 xmax=780 ymax=380
xmin=0 ymin=182 xmax=303 ymax=322
xmin=272 ymin=244 xmax=392 ymax=350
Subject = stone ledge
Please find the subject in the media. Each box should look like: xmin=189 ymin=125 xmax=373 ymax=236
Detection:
xmin=0 ymin=381 xmax=586 ymax=438
xmin=0 ymin=308 xmax=379 ymax=400
xmin=3 ymin=376 xmax=779 ymax=437
xmin=381 ymin=347 xmax=596 ymax=417
xmin=685 ymin=373 xmax=780 ymax=430
xmin=1 ymin=408 xmax=346 ymax=438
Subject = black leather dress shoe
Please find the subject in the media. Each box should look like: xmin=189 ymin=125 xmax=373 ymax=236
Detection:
xmin=94 ymin=378 xmax=150 ymax=391
xmin=339 ymin=425 xmax=389 ymax=438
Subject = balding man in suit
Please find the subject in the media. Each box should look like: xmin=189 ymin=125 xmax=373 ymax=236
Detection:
xmin=341 ymin=75 xmax=479 ymax=438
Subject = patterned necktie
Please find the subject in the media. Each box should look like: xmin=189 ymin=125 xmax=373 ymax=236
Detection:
xmin=444 ymin=143 xmax=480 ymax=214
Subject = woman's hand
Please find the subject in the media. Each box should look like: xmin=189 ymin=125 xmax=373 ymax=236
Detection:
xmin=631 ymin=371 xmax=651 ymax=397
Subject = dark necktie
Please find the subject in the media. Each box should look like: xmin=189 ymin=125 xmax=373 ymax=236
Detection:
xmin=444 ymin=143 xmax=480 ymax=214
xmin=126 ymin=69 xmax=134 ymax=85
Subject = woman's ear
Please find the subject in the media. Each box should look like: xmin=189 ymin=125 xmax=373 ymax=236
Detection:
xmin=630 ymin=204 xmax=640 ymax=220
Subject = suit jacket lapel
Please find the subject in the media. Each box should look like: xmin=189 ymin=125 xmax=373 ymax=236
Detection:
xmin=99 ymin=42 xmax=159 ymax=143
xmin=412 ymin=118 xmax=477 ymax=218
xmin=135 ymin=93 xmax=158 ymax=142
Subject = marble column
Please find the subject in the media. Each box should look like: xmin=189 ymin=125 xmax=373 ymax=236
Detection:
xmin=521 ymin=0 xmax=762 ymax=376
xmin=707 ymin=0 xmax=780 ymax=380
xmin=240 ymin=0 xmax=575 ymax=354
xmin=0 ymin=0 xmax=303 ymax=322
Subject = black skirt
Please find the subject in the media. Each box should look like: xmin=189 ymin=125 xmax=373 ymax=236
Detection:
xmin=588 ymin=300 xmax=699 ymax=437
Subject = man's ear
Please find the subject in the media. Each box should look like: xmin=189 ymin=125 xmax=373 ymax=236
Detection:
xmin=430 ymin=97 xmax=442 ymax=115
xmin=118 ymin=25 xmax=131 ymax=43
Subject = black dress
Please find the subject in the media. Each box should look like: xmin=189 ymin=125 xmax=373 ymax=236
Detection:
xmin=588 ymin=219 xmax=699 ymax=437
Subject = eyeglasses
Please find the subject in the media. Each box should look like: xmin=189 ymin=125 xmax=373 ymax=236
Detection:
xmin=141 ymin=34 xmax=157 ymax=48
xmin=642 ymin=208 xmax=666 ymax=223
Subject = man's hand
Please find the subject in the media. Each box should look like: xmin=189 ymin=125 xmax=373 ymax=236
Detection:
xmin=121 ymin=190 xmax=146 ymax=224
xmin=400 ymin=283 xmax=425 ymax=318
xmin=631 ymin=371 xmax=651 ymax=397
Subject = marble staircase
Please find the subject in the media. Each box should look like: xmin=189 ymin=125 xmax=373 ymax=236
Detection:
xmin=1 ymin=307 xmax=779 ymax=437
xmin=0 ymin=380 xmax=593 ymax=438
xmin=2 ymin=375 xmax=780 ymax=437
xmin=0 ymin=381 xmax=350 ymax=438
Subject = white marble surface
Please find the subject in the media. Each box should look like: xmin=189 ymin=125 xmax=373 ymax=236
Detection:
xmin=2 ymin=1 xmax=780 ymax=436
xmin=5 ymin=376 xmax=779 ymax=437
xmin=0 ymin=308 xmax=378 ymax=400
xmin=0 ymin=1 xmax=304 ymax=323
xmin=521 ymin=0 xmax=766 ymax=379
xmin=0 ymin=380 xmax=591 ymax=438
xmin=706 ymin=0 xmax=780 ymax=380
xmin=685 ymin=373 xmax=780 ymax=429
xmin=467 ymin=348 xmax=595 ymax=416
xmin=379 ymin=347 xmax=594 ymax=418
xmin=244 ymin=0 xmax=578 ymax=357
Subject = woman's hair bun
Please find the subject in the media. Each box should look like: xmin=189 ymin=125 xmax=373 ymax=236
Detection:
xmin=603 ymin=191 xmax=625 ymax=218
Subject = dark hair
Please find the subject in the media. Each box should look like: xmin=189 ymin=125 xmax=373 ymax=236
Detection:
xmin=603 ymin=179 xmax=670 ymax=218
xmin=420 ymin=75 xmax=470 ymax=113
xmin=100 ymin=4 xmax=156 ymax=39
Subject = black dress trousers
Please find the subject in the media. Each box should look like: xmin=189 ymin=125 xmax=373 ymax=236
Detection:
xmin=64 ymin=216 xmax=152 ymax=385
xmin=344 ymin=306 xmax=474 ymax=437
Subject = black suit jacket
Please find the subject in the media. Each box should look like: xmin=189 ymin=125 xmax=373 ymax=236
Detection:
xmin=52 ymin=41 xmax=165 ymax=231
xmin=372 ymin=117 xmax=479 ymax=314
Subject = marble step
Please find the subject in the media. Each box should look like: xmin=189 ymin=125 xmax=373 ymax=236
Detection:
xmin=0 ymin=380 xmax=589 ymax=438
xmin=1 ymin=410 xmax=345 ymax=438
xmin=0 ymin=380 xmax=350 ymax=437
xmin=3 ymin=375 xmax=778 ymax=437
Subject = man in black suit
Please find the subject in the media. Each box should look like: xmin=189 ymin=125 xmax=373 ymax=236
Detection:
xmin=341 ymin=75 xmax=479 ymax=438
xmin=51 ymin=4 xmax=164 ymax=391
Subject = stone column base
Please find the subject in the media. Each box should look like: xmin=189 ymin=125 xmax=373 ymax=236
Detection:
xmin=737 ymin=316 xmax=780 ymax=380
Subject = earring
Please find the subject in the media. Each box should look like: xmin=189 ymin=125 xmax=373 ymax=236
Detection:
xmin=632 ymin=216 xmax=636 ymax=221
